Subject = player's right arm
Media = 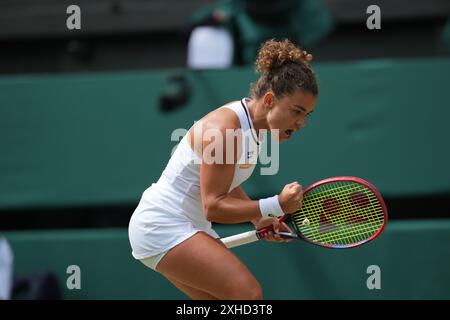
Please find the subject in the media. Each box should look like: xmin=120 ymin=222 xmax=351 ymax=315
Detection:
xmin=198 ymin=110 xmax=261 ymax=223
xmin=195 ymin=109 xmax=302 ymax=224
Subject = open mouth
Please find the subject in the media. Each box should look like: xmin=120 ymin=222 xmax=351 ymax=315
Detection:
xmin=284 ymin=129 xmax=293 ymax=138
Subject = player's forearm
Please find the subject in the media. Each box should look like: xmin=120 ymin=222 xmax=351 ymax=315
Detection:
xmin=203 ymin=195 xmax=262 ymax=224
xmin=226 ymin=187 xmax=262 ymax=226
xmin=228 ymin=187 xmax=262 ymax=225
xmin=228 ymin=186 xmax=251 ymax=200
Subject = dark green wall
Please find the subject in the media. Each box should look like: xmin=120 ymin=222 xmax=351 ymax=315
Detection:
xmin=4 ymin=220 xmax=450 ymax=299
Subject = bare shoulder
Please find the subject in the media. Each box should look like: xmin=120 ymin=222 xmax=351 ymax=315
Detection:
xmin=188 ymin=101 xmax=241 ymax=152
xmin=206 ymin=102 xmax=240 ymax=130
xmin=194 ymin=101 xmax=240 ymax=132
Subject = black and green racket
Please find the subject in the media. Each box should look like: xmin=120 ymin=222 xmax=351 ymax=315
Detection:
xmin=221 ymin=177 xmax=388 ymax=249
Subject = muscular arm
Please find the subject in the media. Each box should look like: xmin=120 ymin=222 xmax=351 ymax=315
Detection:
xmin=197 ymin=109 xmax=263 ymax=224
xmin=228 ymin=186 xmax=250 ymax=201
xmin=200 ymin=154 xmax=262 ymax=224
xmin=228 ymin=186 xmax=261 ymax=226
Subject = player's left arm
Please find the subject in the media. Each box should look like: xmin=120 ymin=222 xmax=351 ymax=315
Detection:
xmin=228 ymin=186 xmax=291 ymax=242
xmin=228 ymin=186 xmax=259 ymax=226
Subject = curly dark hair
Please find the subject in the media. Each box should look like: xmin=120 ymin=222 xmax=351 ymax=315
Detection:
xmin=251 ymin=39 xmax=318 ymax=99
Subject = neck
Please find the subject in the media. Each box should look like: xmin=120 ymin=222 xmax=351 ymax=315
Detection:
xmin=247 ymin=99 xmax=269 ymax=134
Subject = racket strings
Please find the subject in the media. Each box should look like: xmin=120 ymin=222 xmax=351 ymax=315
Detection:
xmin=294 ymin=220 xmax=381 ymax=245
xmin=297 ymin=218 xmax=381 ymax=245
xmin=317 ymin=223 xmax=382 ymax=244
xmin=296 ymin=183 xmax=382 ymax=226
xmin=302 ymin=221 xmax=382 ymax=245
xmin=302 ymin=187 xmax=382 ymax=230
xmin=292 ymin=182 xmax=385 ymax=246
xmin=303 ymin=182 xmax=381 ymax=219
xmin=300 ymin=198 xmax=382 ymax=243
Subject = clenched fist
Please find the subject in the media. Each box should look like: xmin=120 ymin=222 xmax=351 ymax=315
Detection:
xmin=278 ymin=182 xmax=303 ymax=214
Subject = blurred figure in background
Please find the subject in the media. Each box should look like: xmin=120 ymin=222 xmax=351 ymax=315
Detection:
xmin=187 ymin=9 xmax=235 ymax=69
xmin=0 ymin=237 xmax=13 ymax=300
xmin=187 ymin=0 xmax=334 ymax=68
xmin=0 ymin=237 xmax=61 ymax=300
xmin=442 ymin=16 xmax=450 ymax=52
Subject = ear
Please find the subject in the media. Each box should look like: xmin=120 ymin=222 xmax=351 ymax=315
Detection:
xmin=263 ymin=92 xmax=274 ymax=109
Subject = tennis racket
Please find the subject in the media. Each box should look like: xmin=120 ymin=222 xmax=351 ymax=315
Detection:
xmin=221 ymin=176 xmax=388 ymax=249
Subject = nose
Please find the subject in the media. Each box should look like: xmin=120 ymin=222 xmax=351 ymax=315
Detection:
xmin=295 ymin=118 xmax=306 ymax=129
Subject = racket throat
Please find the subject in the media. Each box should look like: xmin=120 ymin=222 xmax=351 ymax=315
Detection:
xmin=277 ymin=232 xmax=299 ymax=239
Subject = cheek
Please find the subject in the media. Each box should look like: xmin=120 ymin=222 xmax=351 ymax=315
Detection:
xmin=268 ymin=109 xmax=289 ymax=128
xmin=266 ymin=112 xmax=277 ymax=128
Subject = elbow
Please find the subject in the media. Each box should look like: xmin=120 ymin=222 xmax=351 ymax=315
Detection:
xmin=203 ymin=202 xmax=217 ymax=222
xmin=203 ymin=198 xmax=221 ymax=222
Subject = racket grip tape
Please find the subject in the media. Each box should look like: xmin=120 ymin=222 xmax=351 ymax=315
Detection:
xmin=221 ymin=215 xmax=289 ymax=249
xmin=221 ymin=230 xmax=260 ymax=249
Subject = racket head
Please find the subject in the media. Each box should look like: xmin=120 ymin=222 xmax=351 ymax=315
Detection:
xmin=285 ymin=176 xmax=388 ymax=249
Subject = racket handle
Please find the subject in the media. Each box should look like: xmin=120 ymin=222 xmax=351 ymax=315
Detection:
xmin=254 ymin=214 xmax=287 ymax=235
xmin=221 ymin=216 xmax=289 ymax=249
xmin=221 ymin=230 xmax=260 ymax=249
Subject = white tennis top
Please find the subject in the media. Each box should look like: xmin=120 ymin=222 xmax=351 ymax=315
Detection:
xmin=129 ymin=98 xmax=262 ymax=259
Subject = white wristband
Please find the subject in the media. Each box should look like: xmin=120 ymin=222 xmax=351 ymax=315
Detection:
xmin=259 ymin=195 xmax=285 ymax=218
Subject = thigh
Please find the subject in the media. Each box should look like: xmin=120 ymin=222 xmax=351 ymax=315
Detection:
xmin=156 ymin=231 xmax=262 ymax=300
xmin=165 ymin=276 xmax=218 ymax=300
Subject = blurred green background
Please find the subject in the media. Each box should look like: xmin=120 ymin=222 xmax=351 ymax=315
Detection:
xmin=1 ymin=0 xmax=450 ymax=300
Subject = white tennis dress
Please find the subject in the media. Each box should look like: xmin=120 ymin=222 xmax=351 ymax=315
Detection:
xmin=128 ymin=98 xmax=261 ymax=264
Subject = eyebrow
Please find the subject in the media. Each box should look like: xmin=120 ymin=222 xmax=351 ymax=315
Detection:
xmin=293 ymin=105 xmax=307 ymax=112
xmin=293 ymin=105 xmax=314 ymax=116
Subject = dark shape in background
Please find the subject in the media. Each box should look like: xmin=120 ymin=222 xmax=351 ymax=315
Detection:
xmin=159 ymin=72 xmax=191 ymax=112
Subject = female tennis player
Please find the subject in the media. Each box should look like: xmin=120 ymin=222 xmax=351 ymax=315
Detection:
xmin=129 ymin=39 xmax=318 ymax=300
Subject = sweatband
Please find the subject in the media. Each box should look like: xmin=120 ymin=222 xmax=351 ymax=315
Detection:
xmin=259 ymin=195 xmax=285 ymax=218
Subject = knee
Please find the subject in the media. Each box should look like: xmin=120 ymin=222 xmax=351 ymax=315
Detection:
xmin=245 ymin=282 xmax=263 ymax=300
xmin=227 ymin=277 xmax=263 ymax=300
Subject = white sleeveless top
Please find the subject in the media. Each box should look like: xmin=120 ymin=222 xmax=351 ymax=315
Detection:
xmin=129 ymin=98 xmax=262 ymax=259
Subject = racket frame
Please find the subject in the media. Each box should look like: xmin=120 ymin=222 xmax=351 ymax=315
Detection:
xmin=256 ymin=176 xmax=388 ymax=249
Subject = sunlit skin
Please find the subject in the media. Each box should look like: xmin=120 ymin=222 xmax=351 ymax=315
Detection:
xmin=247 ymin=90 xmax=317 ymax=142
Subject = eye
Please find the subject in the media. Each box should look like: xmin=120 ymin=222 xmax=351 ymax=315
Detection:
xmin=292 ymin=109 xmax=302 ymax=115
